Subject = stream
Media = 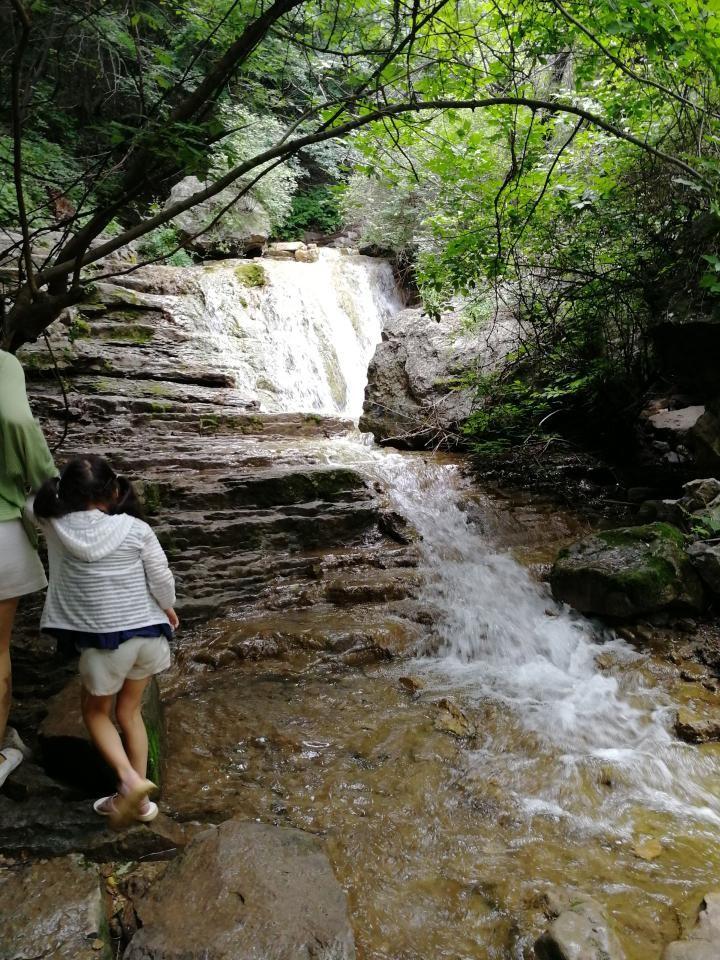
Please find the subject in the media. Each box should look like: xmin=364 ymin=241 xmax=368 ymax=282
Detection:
xmin=147 ymin=250 xmax=720 ymax=958
xmin=24 ymin=247 xmax=720 ymax=957
xmin=161 ymin=432 xmax=720 ymax=959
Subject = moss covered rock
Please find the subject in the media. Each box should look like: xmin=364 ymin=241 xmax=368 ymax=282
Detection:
xmin=234 ymin=262 xmax=266 ymax=287
xmin=550 ymin=523 xmax=705 ymax=618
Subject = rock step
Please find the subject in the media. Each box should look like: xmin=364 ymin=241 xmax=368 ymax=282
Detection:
xmin=0 ymin=791 xmax=190 ymax=860
xmin=177 ymin=605 xmax=423 ymax=670
xmin=0 ymin=855 xmax=110 ymax=960
xmin=137 ymin=466 xmax=372 ymax=512
xmin=33 ymin=376 xmax=256 ymax=408
xmin=155 ymin=501 xmax=381 ymax=553
xmin=124 ymin=820 xmax=356 ymax=960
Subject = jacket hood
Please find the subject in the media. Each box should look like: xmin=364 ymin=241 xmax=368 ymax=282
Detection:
xmin=49 ymin=509 xmax=136 ymax=561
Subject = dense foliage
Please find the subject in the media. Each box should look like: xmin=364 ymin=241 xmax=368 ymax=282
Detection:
xmin=1 ymin=0 xmax=718 ymax=454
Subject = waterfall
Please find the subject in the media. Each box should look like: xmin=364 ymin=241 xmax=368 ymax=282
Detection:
xmin=165 ymin=249 xmax=402 ymax=418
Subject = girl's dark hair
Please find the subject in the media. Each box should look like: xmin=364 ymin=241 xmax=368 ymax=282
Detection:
xmin=34 ymin=455 xmax=144 ymax=520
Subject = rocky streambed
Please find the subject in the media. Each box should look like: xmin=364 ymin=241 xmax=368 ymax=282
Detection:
xmin=3 ymin=253 xmax=720 ymax=960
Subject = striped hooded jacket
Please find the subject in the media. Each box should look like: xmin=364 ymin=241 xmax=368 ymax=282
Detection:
xmin=33 ymin=507 xmax=175 ymax=635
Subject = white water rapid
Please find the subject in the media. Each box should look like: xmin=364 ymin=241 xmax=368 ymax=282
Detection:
xmin=359 ymin=448 xmax=720 ymax=839
xmin=169 ymin=249 xmax=401 ymax=417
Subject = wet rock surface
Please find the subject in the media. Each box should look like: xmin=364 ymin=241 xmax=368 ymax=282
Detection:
xmin=0 ymin=854 xmax=108 ymax=960
xmin=360 ymin=307 xmax=516 ymax=447
xmin=663 ymin=892 xmax=720 ymax=959
xmin=125 ymin=820 xmax=355 ymax=960
xmin=551 ymin=523 xmax=704 ymax=618
xmin=0 ymin=787 xmax=189 ymax=860
xmin=535 ymin=892 xmax=625 ymax=960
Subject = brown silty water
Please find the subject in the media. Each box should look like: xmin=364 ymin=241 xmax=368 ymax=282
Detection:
xmin=160 ymin=437 xmax=720 ymax=960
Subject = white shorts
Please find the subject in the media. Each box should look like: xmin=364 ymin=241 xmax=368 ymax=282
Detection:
xmin=0 ymin=519 xmax=47 ymax=601
xmin=79 ymin=636 xmax=172 ymax=696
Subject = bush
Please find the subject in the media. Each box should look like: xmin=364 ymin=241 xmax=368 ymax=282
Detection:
xmin=137 ymin=225 xmax=193 ymax=266
xmin=281 ymin=185 xmax=343 ymax=238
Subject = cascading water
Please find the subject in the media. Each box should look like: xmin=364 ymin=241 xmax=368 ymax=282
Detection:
xmin=165 ymin=249 xmax=401 ymax=417
xmin=160 ymin=246 xmax=720 ymax=955
xmin=180 ymin=243 xmax=720 ymax=834
xmin=363 ymin=449 xmax=720 ymax=830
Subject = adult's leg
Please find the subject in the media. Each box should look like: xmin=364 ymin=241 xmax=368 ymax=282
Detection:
xmin=0 ymin=597 xmax=19 ymax=746
xmin=115 ymin=676 xmax=151 ymax=781
xmin=81 ymin=688 xmax=145 ymax=792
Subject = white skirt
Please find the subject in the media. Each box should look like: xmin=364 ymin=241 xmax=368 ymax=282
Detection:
xmin=0 ymin=519 xmax=47 ymax=601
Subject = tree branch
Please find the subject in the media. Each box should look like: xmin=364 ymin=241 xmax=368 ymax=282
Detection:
xmin=42 ymin=93 xmax=711 ymax=278
xmin=548 ymin=0 xmax=720 ymax=121
xmin=9 ymin=0 xmax=35 ymax=297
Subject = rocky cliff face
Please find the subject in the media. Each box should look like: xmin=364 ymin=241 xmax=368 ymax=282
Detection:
xmin=359 ymin=306 xmax=517 ymax=448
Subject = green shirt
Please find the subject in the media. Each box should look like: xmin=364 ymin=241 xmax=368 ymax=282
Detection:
xmin=0 ymin=350 xmax=57 ymax=523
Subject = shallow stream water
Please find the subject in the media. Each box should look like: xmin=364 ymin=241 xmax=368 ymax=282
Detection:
xmin=164 ymin=436 xmax=720 ymax=959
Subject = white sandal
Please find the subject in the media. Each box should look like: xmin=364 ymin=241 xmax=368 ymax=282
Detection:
xmin=0 ymin=748 xmax=23 ymax=788
xmin=93 ymin=791 xmax=159 ymax=823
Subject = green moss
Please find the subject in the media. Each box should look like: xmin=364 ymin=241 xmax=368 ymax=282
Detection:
xmin=141 ymin=482 xmax=164 ymax=515
xmin=99 ymin=324 xmax=154 ymax=343
xmin=597 ymin=522 xmax=687 ymax=549
xmin=146 ymin=722 xmax=162 ymax=787
xmin=199 ymin=413 xmax=221 ymax=432
xmin=68 ymin=317 xmax=92 ymax=342
xmin=234 ymin=262 xmax=267 ymax=287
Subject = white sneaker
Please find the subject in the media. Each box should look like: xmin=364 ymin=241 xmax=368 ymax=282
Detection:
xmin=3 ymin=726 xmax=31 ymax=759
xmin=0 ymin=747 xmax=23 ymax=788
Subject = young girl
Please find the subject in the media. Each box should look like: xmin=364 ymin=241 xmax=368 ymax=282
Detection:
xmin=32 ymin=455 xmax=178 ymax=829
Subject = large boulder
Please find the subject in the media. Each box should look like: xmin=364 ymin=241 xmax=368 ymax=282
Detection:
xmin=675 ymin=703 xmax=720 ymax=743
xmin=166 ymin=176 xmax=271 ymax=258
xmin=687 ymin=541 xmax=720 ymax=595
xmin=551 ymin=523 xmax=704 ymax=618
xmin=0 ymin=855 xmax=108 ymax=960
xmin=687 ymin=399 xmax=720 ymax=472
xmin=359 ymin=307 xmax=517 ymax=448
xmin=663 ymin=891 xmax=720 ymax=959
xmin=125 ymin=819 xmax=356 ymax=960
xmin=682 ymin=478 xmax=720 ymax=511
xmin=534 ymin=893 xmax=625 ymax=960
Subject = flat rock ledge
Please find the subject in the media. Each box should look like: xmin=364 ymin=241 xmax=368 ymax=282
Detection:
xmin=125 ymin=819 xmax=356 ymax=960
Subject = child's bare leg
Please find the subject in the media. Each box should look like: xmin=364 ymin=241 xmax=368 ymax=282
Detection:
xmin=81 ymin=687 xmax=144 ymax=793
xmin=115 ymin=677 xmax=151 ymax=785
xmin=0 ymin=598 xmax=19 ymax=747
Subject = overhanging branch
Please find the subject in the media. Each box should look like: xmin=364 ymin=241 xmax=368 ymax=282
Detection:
xmin=37 ymin=93 xmax=709 ymax=286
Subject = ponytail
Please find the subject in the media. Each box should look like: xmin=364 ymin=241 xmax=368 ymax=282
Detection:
xmin=110 ymin=475 xmax=144 ymax=519
xmin=34 ymin=475 xmax=67 ymax=519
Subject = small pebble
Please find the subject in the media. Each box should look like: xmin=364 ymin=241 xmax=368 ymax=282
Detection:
xmin=632 ymin=838 xmax=663 ymax=861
